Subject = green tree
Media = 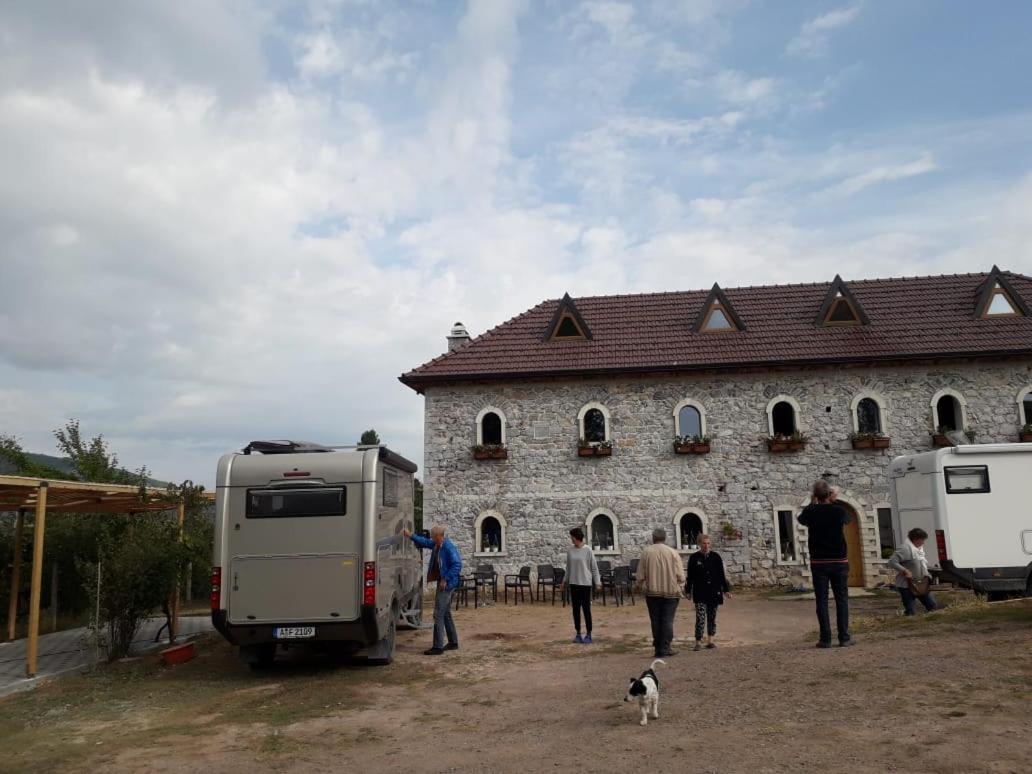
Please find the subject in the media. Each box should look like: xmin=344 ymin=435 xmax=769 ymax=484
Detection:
xmin=54 ymin=419 xmax=148 ymax=485
xmin=0 ymin=433 xmax=73 ymax=479
xmin=359 ymin=429 xmax=381 ymax=446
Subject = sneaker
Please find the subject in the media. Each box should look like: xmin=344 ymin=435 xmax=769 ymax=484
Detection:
xmin=444 ymin=642 xmax=459 ymax=651
xmin=583 ymin=634 xmax=593 ymax=645
xmin=815 ymin=641 xmax=832 ymax=649
xmin=839 ymin=639 xmax=856 ymax=647
xmin=706 ymin=642 xmax=717 ymax=650
xmin=424 ymin=647 xmax=444 ymax=656
xmin=659 ymin=650 xmax=678 ymax=657
xmin=574 ymin=634 xmax=584 ymax=644
xmin=693 ymin=641 xmax=702 ymax=652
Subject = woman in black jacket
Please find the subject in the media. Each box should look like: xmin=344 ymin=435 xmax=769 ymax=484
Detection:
xmin=684 ymin=534 xmax=731 ymax=651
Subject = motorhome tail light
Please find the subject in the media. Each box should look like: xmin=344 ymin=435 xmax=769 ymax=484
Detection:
xmin=363 ymin=562 xmax=376 ymax=606
xmin=935 ymin=530 xmax=948 ymax=563
xmin=283 ymin=471 xmax=311 ymax=477
xmin=210 ymin=566 xmax=222 ymax=612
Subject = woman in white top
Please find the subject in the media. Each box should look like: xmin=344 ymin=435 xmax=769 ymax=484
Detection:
xmin=562 ymin=527 xmax=601 ymax=644
xmin=886 ymin=527 xmax=938 ymax=616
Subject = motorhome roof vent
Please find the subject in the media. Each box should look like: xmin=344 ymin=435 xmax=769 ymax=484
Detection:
xmin=242 ymin=440 xmax=334 ymax=455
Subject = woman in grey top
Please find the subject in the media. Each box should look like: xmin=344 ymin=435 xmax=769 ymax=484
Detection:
xmin=886 ymin=527 xmax=938 ymax=616
xmin=562 ymin=527 xmax=601 ymax=643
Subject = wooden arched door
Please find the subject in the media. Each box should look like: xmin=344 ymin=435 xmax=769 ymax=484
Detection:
xmin=839 ymin=502 xmax=864 ymax=587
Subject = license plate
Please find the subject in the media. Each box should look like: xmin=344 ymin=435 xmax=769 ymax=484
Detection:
xmin=273 ymin=626 xmax=315 ymax=639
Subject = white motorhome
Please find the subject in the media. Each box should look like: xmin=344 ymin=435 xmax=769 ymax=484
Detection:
xmin=889 ymin=443 xmax=1032 ymax=597
xmin=212 ymin=441 xmax=422 ymax=667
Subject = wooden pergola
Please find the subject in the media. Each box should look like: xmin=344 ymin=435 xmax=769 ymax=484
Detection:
xmin=1 ymin=474 xmax=211 ymax=677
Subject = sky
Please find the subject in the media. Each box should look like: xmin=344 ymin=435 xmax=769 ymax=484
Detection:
xmin=2 ymin=1 xmax=1032 ymax=487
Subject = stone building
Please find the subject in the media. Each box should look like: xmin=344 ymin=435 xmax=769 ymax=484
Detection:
xmin=400 ymin=268 xmax=1032 ymax=587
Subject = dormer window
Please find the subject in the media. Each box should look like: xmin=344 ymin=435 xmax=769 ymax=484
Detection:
xmin=816 ymin=275 xmax=869 ymax=327
xmin=693 ymin=284 xmax=745 ymax=333
xmin=544 ymin=293 xmax=593 ymax=341
xmin=974 ymin=266 xmax=1029 ymax=319
xmin=984 ymin=284 xmax=1020 ymax=317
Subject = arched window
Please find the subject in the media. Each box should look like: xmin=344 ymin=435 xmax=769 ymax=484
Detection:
xmin=674 ymin=509 xmax=706 ymax=552
xmin=586 ymin=509 xmax=619 ymax=553
xmin=850 ymin=392 xmax=888 ymax=435
xmin=766 ymin=395 xmax=801 ymax=437
xmin=475 ymin=407 xmax=507 ymax=446
xmin=474 ymin=511 xmax=507 ymax=556
xmin=856 ymin=398 xmax=881 ymax=434
xmin=673 ymin=399 xmax=706 ymax=438
xmin=931 ymin=389 xmax=967 ymax=433
xmin=578 ymin=402 xmax=611 ymax=443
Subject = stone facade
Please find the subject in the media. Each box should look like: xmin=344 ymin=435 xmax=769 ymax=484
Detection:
xmin=423 ymin=359 xmax=1032 ymax=587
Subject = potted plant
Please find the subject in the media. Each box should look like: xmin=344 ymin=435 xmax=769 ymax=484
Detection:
xmin=932 ymin=425 xmax=953 ymax=447
xmin=1020 ymin=423 xmax=1032 ymax=443
xmin=720 ymin=522 xmax=743 ymax=541
xmin=578 ymin=439 xmax=612 ymax=457
xmin=673 ymin=435 xmax=711 ymax=454
xmin=472 ymin=443 xmax=508 ymax=460
xmin=872 ymin=433 xmax=892 ymax=449
xmin=963 ymin=428 xmax=977 ymax=444
xmin=767 ymin=431 xmax=807 ymax=452
xmin=849 ymin=431 xmax=874 ymax=449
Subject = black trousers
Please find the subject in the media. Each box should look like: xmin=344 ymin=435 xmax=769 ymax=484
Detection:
xmin=811 ymin=563 xmax=850 ymax=644
xmin=570 ymin=584 xmax=593 ymax=634
xmin=645 ymin=595 xmax=679 ymax=656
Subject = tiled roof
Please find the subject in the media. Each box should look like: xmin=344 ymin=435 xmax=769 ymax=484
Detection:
xmin=400 ymin=270 xmax=1032 ymax=390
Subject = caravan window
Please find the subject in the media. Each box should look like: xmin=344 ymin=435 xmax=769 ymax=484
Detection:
xmin=944 ymin=466 xmax=990 ymax=494
xmin=246 ymin=487 xmax=347 ymax=518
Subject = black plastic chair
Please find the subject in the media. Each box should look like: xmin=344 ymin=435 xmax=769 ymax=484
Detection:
xmin=536 ymin=564 xmax=559 ymax=602
xmin=504 ymin=566 xmax=533 ymax=605
xmin=454 ymin=575 xmax=478 ymax=609
xmin=629 ymin=558 xmax=640 ymax=581
xmin=599 ymin=566 xmax=619 ymax=606
xmin=551 ymin=568 xmax=566 ymax=606
xmin=597 ymin=560 xmax=613 ymax=573
xmin=475 ymin=564 xmax=498 ymax=603
xmin=613 ymin=565 xmax=635 ymax=606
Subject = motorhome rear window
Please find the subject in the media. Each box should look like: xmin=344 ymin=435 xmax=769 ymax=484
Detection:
xmin=245 ymin=487 xmax=347 ymax=518
xmin=944 ymin=466 xmax=990 ymax=494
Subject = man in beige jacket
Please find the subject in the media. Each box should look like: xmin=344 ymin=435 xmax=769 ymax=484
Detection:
xmin=637 ymin=527 xmax=686 ymax=657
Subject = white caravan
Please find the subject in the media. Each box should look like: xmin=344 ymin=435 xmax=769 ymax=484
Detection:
xmin=889 ymin=443 xmax=1032 ymax=597
xmin=212 ymin=441 xmax=422 ymax=667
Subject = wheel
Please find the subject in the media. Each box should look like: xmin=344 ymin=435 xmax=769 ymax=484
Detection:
xmin=240 ymin=643 xmax=276 ymax=670
xmin=366 ymin=605 xmax=397 ymax=665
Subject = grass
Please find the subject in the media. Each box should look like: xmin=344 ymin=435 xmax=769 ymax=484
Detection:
xmin=850 ymin=597 xmax=1032 ymax=635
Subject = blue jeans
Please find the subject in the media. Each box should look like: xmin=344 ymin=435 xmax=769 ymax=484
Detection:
xmin=898 ymin=587 xmax=937 ymax=616
xmin=433 ymin=587 xmax=458 ymax=649
xmin=811 ymin=563 xmax=850 ymax=644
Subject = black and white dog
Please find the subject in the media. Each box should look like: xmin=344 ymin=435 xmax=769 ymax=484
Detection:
xmin=623 ymin=658 xmax=665 ymax=726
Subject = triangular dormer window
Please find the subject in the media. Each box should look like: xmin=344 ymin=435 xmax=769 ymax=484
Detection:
xmin=974 ymin=266 xmax=1029 ymax=319
xmin=544 ymin=293 xmax=592 ymax=341
xmin=816 ymin=275 xmax=869 ymax=327
xmin=693 ymin=284 xmax=744 ymax=333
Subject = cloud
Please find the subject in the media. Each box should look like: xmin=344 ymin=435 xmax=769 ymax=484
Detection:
xmin=827 ymin=152 xmax=938 ymax=196
xmin=786 ymin=5 xmax=861 ymax=58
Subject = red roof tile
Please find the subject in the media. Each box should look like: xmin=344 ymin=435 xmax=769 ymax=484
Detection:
xmin=400 ymin=270 xmax=1032 ymax=390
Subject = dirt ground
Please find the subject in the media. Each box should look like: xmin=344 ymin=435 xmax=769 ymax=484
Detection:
xmin=1 ymin=591 xmax=1030 ymax=774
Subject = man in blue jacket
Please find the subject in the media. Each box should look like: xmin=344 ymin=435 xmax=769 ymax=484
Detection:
xmin=404 ymin=525 xmax=462 ymax=655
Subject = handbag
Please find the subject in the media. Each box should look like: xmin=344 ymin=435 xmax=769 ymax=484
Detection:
xmin=908 ymin=577 xmax=931 ymax=597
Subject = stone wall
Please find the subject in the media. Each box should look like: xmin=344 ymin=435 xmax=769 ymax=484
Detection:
xmin=422 ymin=359 xmax=1032 ymax=587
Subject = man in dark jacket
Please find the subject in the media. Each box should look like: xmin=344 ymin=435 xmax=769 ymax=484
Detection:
xmin=684 ymin=534 xmax=731 ymax=651
xmin=405 ymin=525 xmax=462 ymax=655
xmin=797 ymin=481 xmax=853 ymax=647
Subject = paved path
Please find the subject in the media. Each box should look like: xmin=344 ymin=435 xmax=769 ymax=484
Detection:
xmin=0 ymin=615 xmax=213 ymax=696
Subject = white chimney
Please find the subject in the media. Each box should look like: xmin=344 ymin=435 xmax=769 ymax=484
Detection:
xmin=447 ymin=321 xmax=471 ymax=352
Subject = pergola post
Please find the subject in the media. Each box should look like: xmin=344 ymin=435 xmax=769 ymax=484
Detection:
xmin=5 ymin=509 xmax=25 ymax=642
xmin=26 ymin=483 xmax=48 ymax=678
xmin=169 ymin=501 xmax=186 ymax=643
